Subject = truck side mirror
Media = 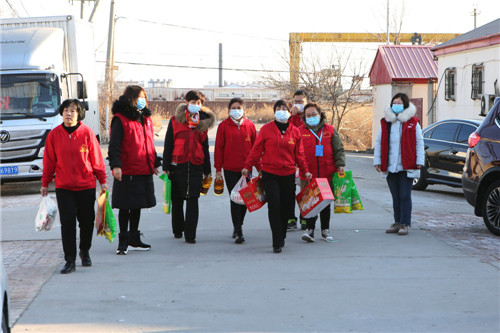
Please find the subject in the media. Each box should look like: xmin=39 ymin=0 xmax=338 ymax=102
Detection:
xmin=77 ymin=81 xmax=88 ymax=99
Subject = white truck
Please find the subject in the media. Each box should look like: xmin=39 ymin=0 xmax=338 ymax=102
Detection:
xmin=0 ymin=15 xmax=100 ymax=182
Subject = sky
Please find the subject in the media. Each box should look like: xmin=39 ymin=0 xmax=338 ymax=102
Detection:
xmin=1 ymin=0 xmax=499 ymax=88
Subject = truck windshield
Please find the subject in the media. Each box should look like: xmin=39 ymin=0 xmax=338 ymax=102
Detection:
xmin=0 ymin=73 xmax=60 ymax=120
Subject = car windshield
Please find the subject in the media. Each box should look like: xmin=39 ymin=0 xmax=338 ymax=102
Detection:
xmin=0 ymin=73 xmax=60 ymax=120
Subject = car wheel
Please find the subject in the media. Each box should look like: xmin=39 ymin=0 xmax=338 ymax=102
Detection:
xmin=412 ymin=168 xmax=428 ymax=190
xmin=482 ymin=180 xmax=500 ymax=236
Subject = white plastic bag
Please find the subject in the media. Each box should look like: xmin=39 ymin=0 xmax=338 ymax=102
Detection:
xmin=230 ymin=176 xmax=247 ymax=205
xmin=35 ymin=196 xmax=59 ymax=231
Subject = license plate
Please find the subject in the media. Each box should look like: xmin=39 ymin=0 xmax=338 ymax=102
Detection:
xmin=0 ymin=166 xmax=19 ymax=175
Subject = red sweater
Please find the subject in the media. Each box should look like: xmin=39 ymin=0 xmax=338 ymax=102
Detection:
xmin=42 ymin=123 xmax=106 ymax=190
xmin=214 ymin=117 xmax=256 ymax=172
xmin=289 ymin=114 xmax=303 ymax=128
xmin=244 ymin=121 xmax=309 ymax=176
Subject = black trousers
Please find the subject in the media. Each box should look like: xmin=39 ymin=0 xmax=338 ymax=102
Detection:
xmin=305 ymin=204 xmax=331 ymax=231
xmin=171 ymin=197 xmax=199 ymax=241
xmin=55 ymin=188 xmax=96 ymax=262
xmin=224 ymin=169 xmax=247 ymax=235
xmin=261 ymin=171 xmax=296 ymax=248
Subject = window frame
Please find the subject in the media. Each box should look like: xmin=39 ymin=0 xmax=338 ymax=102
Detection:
xmin=471 ymin=64 xmax=484 ymax=100
xmin=444 ymin=68 xmax=456 ymax=101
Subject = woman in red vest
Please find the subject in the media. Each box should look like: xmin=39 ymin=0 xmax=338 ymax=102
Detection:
xmin=242 ymin=99 xmax=312 ymax=253
xmin=109 ymin=85 xmax=162 ymax=255
xmin=214 ymin=98 xmax=257 ymax=244
xmin=298 ymin=102 xmax=346 ymax=243
xmin=41 ymin=99 xmax=107 ymax=274
xmin=163 ymin=90 xmax=215 ymax=244
xmin=373 ymin=93 xmax=425 ymax=236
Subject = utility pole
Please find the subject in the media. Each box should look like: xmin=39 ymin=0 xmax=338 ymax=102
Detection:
xmin=88 ymin=0 xmax=101 ymax=22
xmin=219 ymin=43 xmax=223 ymax=87
xmin=471 ymin=5 xmax=481 ymax=29
xmin=104 ymin=0 xmax=116 ymax=141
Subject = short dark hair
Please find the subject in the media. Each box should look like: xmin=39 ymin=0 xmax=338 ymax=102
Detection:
xmin=273 ymin=99 xmax=290 ymax=112
xmin=228 ymin=97 xmax=244 ymax=110
xmin=122 ymin=85 xmax=148 ymax=108
xmin=185 ymin=90 xmax=206 ymax=104
xmin=293 ymin=90 xmax=308 ymax=99
xmin=58 ymin=99 xmax=85 ymax=120
xmin=302 ymin=102 xmax=326 ymax=122
xmin=391 ymin=93 xmax=410 ymax=109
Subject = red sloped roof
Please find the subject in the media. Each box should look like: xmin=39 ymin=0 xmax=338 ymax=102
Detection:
xmin=369 ymin=45 xmax=438 ymax=85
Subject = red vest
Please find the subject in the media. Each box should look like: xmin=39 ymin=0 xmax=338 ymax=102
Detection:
xmin=299 ymin=124 xmax=336 ymax=179
xmin=380 ymin=117 xmax=418 ymax=172
xmin=114 ymin=113 xmax=156 ymax=175
xmin=171 ymin=116 xmax=207 ymax=165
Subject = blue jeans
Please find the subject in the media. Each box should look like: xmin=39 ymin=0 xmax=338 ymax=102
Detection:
xmin=386 ymin=171 xmax=413 ymax=226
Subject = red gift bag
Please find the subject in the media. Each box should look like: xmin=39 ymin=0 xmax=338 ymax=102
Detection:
xmin=296 ymin=178 xmax=335 ymax=218
xmin=238 ymin=175 xmax=267 ymax=212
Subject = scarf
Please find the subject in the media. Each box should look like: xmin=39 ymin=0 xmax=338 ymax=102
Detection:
xmin=185 ymin=109 xmax=200 ymax=128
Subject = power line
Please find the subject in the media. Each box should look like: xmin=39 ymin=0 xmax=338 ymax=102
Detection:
xmin=5 ymin=0 xmax=19 ymax=17
xmin=116 ymin=16 xmax=288 ymax=43
xmin=95 ymin=59 xmax=364 ymax=78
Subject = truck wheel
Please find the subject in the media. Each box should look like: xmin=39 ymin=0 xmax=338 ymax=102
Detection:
xmin=412 ymin=167 xmax=428 ymax=190
xmin=482 ymin=180 xmax=500 ymax=236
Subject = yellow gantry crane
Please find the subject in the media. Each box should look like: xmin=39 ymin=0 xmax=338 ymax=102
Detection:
xmin=289 ymin=32 xmax=461 ymax=87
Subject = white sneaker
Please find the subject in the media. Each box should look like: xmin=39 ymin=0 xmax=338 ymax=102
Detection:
xmin=301 ymin=229 xmax=315 ymax=242
xmin=321 ymin=229 xmax=333 ymax=242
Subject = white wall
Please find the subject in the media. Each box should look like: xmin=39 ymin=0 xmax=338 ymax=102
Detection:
xmin=435 ymin=45 xmax=500 ymax=121
xmin=371 ymin=84 xmax=392 ymax=147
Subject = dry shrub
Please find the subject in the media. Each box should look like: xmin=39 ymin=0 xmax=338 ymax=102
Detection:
xmin=334 ymin=103 xmax=373 ymax=151
xmin=211 ymin=103 xmax=275 ymax=124
xmin=150 ymin=112 xmax=163 ymax=133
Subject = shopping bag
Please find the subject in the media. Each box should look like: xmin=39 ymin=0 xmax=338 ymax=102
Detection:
xmin=35 ymin=196 xmax=58 ymax=231
xmin=350 ymin=174 xmax=364 ymax=211
xmin=238 ymin=175 xmax=266 ymax=212
xmin=159 ymin=173 xmax=172 ymax=214
xmin=230 ymin=176 xmax=247 ymax=205
xmin=95 ymin=190 xmax=116 ymax=242
xmin=332 ymin=172 xmax=352 ymax=214
xmin=296 ymin=178 xmax=335 ymax=218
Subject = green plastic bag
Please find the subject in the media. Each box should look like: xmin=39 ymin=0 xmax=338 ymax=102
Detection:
xmin=349 ymin=173 xmax=363 ymax=211
xmin=159 ymin=173 xmax=172 ymax=214
xmin=332 ymin=172 xmax=352 ymax=214
xmin=96 ymin=190 xmax=116 ymax=243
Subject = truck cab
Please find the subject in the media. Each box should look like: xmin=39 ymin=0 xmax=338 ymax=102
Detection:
xmin=0 ymin=16 xmax=100 ymax=182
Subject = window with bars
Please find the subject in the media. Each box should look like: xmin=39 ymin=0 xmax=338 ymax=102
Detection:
xmin=471 ymin=64 xmax=484 ymax=100
xmin=445 ymin=68 xmax=456 ymax=101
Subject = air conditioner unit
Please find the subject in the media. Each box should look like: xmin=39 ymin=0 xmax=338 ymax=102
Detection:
xmin=480 ymin=94 xmax=498 ymax=116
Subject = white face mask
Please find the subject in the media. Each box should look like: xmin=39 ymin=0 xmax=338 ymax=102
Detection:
xmin=229 ymin=108 xmax=244 ymax=120
xmin=293 ymin=104 xmax=305 ymax=112
xmin=275 ymin=110 xmax=290 ymax=122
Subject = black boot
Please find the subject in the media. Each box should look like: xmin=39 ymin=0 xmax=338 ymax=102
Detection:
xmin=128 ymin=230 xmax=151 ymax=251
xmin=61 ymin=261 xmax=76 ymax=274
xmin=79 ymin=250 xmax=92 ymax=267
xmin=116 ymin=232 xmax=128 ymax=255
xmin=234 ymin=227 xmax=245 ymax=244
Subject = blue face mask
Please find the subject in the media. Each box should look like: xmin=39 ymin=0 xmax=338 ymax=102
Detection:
xmin=136 ymin=98 xmax=146 ymax=110
xmin=306 ymin=116 xmax=320 ymax=127
xmin=229 ymin=108 xmax=244 ymax=120
xmin=392 ymin=104 xmax=404 ymax=114
xmin=275 ymin=110 xmax=290 ymax=122
xmin=187 ymin=104 xmax=201 ymax=114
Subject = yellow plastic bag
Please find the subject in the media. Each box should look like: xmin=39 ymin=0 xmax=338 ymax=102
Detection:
xmin=332 ymin=172 xmax=352 ymax=214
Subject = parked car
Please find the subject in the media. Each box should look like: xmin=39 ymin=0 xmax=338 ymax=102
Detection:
xmin=462 ymin=97 xmax=500 ymax=236
xmin=412 ymin=119 xmax=481 ymax=190
xmin=1 ymin=263 xmax=10 ymax=333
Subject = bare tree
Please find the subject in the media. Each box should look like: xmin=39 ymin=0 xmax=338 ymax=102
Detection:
xmin=261 ymin=47 xmax=367 ymax=131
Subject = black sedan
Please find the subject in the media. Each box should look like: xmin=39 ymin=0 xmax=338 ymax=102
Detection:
xmin=413 ymin=119 xmax=481 ymax=190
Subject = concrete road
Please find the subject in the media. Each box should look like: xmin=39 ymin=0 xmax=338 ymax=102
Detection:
xmin=1 ymin=124 xmax=499 ymax=333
